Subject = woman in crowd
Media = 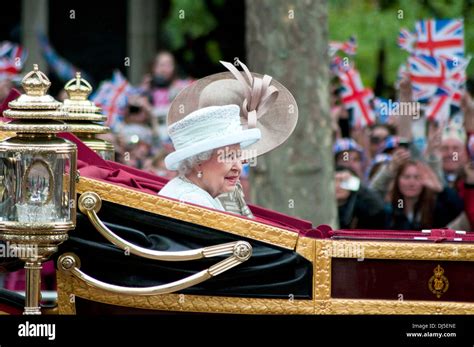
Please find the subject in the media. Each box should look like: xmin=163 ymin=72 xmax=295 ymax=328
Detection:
xmin=385 ymin=160 xmax=463 ymax=230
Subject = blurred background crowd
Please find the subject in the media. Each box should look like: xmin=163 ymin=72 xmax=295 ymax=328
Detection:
xmin=332 ymin=75 xmax=474 ymax=232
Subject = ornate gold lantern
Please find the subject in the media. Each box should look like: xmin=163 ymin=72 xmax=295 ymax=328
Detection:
xmin=0 ymin=64 xmax=77 ymax=315
xmin=62 ymin=72 xmax=114 ymax=160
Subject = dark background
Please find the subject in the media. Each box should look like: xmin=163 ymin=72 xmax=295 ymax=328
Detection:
xmin=0 ymin=0 xmax=246 ymax=94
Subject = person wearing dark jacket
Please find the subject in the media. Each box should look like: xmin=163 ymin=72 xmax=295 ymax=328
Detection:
xmin=335 ymin=167 xmax=385 ymax=229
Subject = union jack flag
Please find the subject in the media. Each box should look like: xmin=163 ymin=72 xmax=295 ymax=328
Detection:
xmin=409 ymin=56 xmax=470 ymax=123
xmin=0 ymin=41 xmax=27 ymax=81
xmin=337 ymin=67 xmax=375 ymax=128
xmin=425 ymin=86 xmax=464 ymax=123
xmin=91 ymin=70 xmax=140 ymax=130
xmin=398 ymin=28 xmax=416 ymax=53
xmin=445 ymin=63 xmax=468 ymax=97
xmin=408 ymin=54 xmax=468 ymax=101
xmin=330 ymin=55 xmax=353 ymax=75
xmin=414 ymin=19 xmax=464 ymax=59
xmin=425 ymin=94 xmax=451 ymax=123
xmin=329 ymin=36 xmax=357 ymax=57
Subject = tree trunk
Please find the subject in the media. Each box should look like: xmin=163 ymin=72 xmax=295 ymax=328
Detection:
xmin=246 ymin=0 xmax=337 ymax=227
xmin=127 ymin=0 xmax=158 ymax=85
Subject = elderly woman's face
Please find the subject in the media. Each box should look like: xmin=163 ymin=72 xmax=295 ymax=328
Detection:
xmin=199 ymin=144 xmax=243 ymax=197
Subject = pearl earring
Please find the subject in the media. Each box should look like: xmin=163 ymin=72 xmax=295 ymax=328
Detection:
xmin=197 ymin=171 xmax=203 ymax=178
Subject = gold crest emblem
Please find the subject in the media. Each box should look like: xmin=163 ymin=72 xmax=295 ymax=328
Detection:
xmin=428 ymin=265 xmax=449 ymax=298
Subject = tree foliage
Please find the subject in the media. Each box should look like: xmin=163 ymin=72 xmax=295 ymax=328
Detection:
xmin=163 ymin=0 xmax=219 ymax=61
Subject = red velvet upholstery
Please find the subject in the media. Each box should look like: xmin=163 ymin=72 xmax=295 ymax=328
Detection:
xmin=0 ymin=88 xmax=21 ymax=122
xmin=330 ymin=228 xmax=474 ymax=242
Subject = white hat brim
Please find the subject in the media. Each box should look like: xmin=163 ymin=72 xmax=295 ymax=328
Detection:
xmin=164 ymin=128 xmax=261 ymax=171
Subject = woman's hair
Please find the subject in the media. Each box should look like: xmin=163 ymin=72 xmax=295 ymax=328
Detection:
xmin=390 ymin=160 xmax=436 ymax=228
xmin=177 ymin=150 xmax=214 ymax=176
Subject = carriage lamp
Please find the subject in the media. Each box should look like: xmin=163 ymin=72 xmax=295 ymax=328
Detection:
xmin=0 ymin=64 xmax=77 ymax=315
xmin=62 ymin=72 xmax=115 ymax=161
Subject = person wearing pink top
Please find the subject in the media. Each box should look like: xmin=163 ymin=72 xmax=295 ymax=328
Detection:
xmin=141 ymin=51 xmax=193 ymax=142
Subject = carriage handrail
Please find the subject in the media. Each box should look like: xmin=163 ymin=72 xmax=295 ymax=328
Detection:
xmin=78 ymin=191 xmax=252 ymax=261
xmin=58 ymin=248 xmax=251 ymax=295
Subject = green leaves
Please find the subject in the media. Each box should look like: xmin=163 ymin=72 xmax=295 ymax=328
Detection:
xmin=163 ymin=0 xmax=218 ymax=51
